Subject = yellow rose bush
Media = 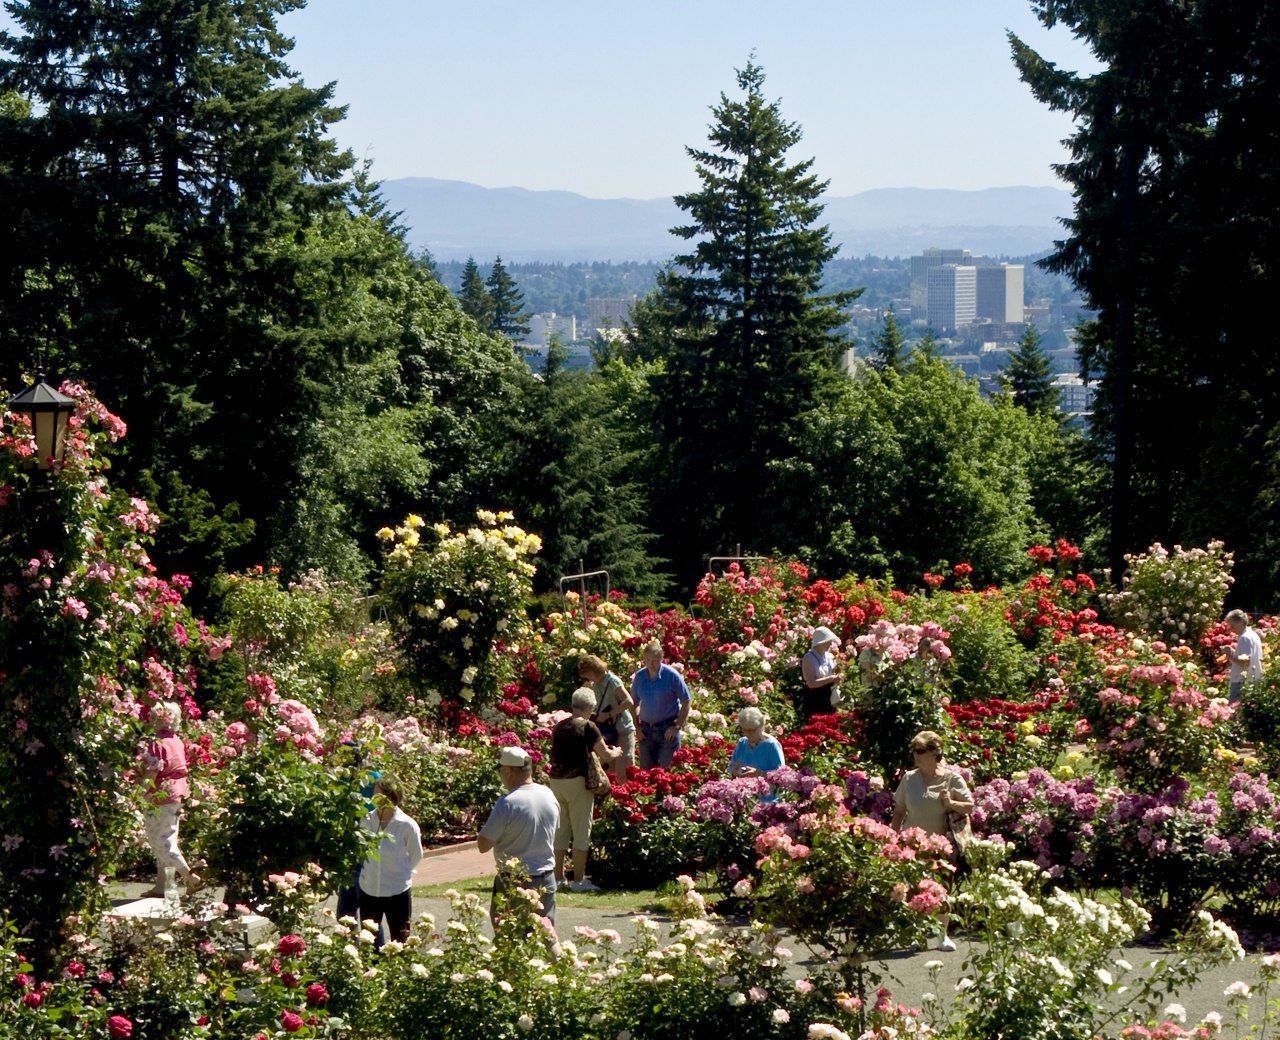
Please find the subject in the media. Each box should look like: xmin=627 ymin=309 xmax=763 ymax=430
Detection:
xmin=379 ymin=511 xmax=540 ymax=709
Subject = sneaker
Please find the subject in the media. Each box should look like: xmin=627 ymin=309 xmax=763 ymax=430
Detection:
xmin=938 ymin=935 xmax=956 ymax=952
xmin=569 ymin=879 xmax=600 ymax=893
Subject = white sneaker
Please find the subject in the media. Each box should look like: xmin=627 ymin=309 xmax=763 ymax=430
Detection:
xmin=570 ymin=879 xmax=600 ymax=893
xmin=938 ymin=935 xmax=956 ymax=952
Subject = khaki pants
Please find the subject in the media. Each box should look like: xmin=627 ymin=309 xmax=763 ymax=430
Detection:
xmin=548 ymin=776 xmax=596 ymax=853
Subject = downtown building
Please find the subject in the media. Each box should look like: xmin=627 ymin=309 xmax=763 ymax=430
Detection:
xmin=910 ymin=248 xmax=974 ymax=320
xmin=926 ymin=264 xmax=977 ymax=331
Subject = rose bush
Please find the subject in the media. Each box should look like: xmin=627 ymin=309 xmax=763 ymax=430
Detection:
xmin=379 ymin=510 xmax=540 ymax=709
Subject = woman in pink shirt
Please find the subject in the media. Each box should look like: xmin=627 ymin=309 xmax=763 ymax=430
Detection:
xmin=140 ymin=701 xmax=201 ymax=897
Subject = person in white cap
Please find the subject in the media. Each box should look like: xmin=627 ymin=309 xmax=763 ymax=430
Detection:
xmin=477 ymin=746 xmax=561 ymax=925
xmin=799 ymin=625 xmax=844 ymax=722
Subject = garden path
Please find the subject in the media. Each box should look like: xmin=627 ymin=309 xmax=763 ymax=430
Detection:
xmin=412 ymin=840 xmax=495 ymax=885
xmin=107 ymin=855 xmax=1271 ymax=1032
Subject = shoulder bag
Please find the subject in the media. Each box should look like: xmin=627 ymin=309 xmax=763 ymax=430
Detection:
xmin=585 ymin=751 xmax=611 ymax=795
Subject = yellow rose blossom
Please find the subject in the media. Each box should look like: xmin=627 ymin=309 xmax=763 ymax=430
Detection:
xmin=405 ymin=514 xmax=425 ymax=529
xmin=1019 ymin=719 xmax=1035 ymax=734
xmin=376 ymin=527 xmax=395 ymax=541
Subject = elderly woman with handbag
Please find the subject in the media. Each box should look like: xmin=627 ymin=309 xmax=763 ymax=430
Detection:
xmin=890 ymin=729 xmax=974 ymax=951
xmin=579 ymin=654 xmax=636 ymax=782
xmin=548 ymin=687 xmax=622 ymax=893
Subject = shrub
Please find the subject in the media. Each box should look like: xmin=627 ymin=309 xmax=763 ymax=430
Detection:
xmin=379 ymin=510 xmax=540 ymax=709
xmin=852 ymin=619 xmax=953 ymax=778
xmin=1074 ymin=635 xmax=1234 ymax=791
xmin=748 ymin=780 xmax=954 ymax=980
xmin=213 ymin=566 xmax=402 ymax=715
xmin=1102 ymin=541 xmax=1234 ymax=647
xmin=200 ymin=698 xmax=374 ymax=912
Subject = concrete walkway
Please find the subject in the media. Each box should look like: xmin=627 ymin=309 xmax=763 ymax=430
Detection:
xmin=413 ymin=840 xmax=495 ymax=886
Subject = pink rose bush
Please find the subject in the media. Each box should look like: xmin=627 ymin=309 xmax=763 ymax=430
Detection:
xmin=750 ymin=780 xmax=954 ymax=970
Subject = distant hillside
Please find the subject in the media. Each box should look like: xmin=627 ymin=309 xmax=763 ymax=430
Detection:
xmin=380 ymin=178 xmax=1074 ymax=262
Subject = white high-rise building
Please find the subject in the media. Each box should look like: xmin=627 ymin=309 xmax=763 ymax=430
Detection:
xmin=910 ymin=248 xmax=974 ymax=320
xmin=927 ymin=265 xmax=977 ymax=330
xmin=976 ymin=264 xmax=1025 ymax=323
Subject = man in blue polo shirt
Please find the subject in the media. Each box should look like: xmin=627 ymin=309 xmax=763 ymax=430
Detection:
xmin=630 ymin=640 xmax=691 ymax=769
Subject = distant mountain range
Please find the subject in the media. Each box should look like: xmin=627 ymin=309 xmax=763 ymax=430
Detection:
xmin=379 ymin=178 xmax=1074 ymax=263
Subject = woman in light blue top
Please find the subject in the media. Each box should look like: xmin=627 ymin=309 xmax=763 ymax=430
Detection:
xmin=580 ymin=654 xmax=635 ymax=781
xmin=728 ymin=707 xmax=786 ymax=799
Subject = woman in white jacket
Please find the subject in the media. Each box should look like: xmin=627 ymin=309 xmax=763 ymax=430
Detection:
xmin=358 ymin=778 xmax=424 ymax=947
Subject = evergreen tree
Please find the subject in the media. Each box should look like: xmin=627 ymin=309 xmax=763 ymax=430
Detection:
xmin=912 ymin=328 xmax=943 ymax=363
xmin=1002 ymin=324 xmax=1061 ymax=416
xmin=456 ymin=257 xmax=495 ymax=328
xmin=0 ymin=0 xmax=352 ymax=576
xmin=633 ymin=59 xmax=859 ymax=583
xmin=486 ymin=255 xmax=530 ymax=339
xmin=870 ymin=308 xmax=909 ymax=373
xmin=504 ymin=341 xmax=666 ymax=597
xmin=1011 ymin=3 xmax=1280 ymax=600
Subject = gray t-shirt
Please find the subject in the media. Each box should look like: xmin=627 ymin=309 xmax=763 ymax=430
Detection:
xmin=478 ymin=782 xmax=559 ymax=876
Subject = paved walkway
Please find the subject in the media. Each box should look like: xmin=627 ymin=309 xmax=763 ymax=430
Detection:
xmin=413 ymin=840 xmax=494 ymax=886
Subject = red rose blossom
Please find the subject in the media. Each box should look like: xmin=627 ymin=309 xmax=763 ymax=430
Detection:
xmin=305 ymin=983 xmax=329 ymax=1007
xmin=107 ymin=1015 xmax=134 ymax=1039
xmin=281 ymin=1010 xmax=304 ymax=1033
xmin=277 ymin=934 xmax=306 ymax=958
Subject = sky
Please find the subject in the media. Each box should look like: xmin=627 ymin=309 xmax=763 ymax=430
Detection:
xmin=275 ymin=0 xmax=1100 ymax=198
xmin=2 ymin=1 xmax=1102 ymax=200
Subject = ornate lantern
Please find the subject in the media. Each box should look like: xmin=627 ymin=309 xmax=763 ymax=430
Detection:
xmin=6 ymin=372 xmax=76 ymax=470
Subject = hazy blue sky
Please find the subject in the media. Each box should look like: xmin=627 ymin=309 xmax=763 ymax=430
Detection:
xmin=4 ymin=1 xmax=1102 ymax=199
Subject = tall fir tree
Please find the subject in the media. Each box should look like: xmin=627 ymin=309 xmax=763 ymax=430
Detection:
xmin=633 ymin=59 xmax=859 ymax=583
xmin=869 ymin=308 xmax=908 ymax=373
xmin=486 ymin=256 xmax=530 ymax=339
xmin=0 ymin=0 xmax=352 ymax=572
xmin=456 ymin=257 xmax=495 ymax=328
xmin=1012 ymin=2 xmax=1280 ymax=600
xmin=1001 ymin=323 xmax=1061 ymax=416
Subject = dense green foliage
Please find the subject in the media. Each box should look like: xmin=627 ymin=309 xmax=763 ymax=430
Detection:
xmin=0 ymin=2 xmax=1149 ymax=606
xmin=1001 ymin=323 xmax=1061 ymax=416
xmin=631 ymin=60 xmax=861 ymax=582
xmin=773 ymin=351 xmax=1100 ymax=583
xmin=1012 ymin=1 xmax=1280 ymax=605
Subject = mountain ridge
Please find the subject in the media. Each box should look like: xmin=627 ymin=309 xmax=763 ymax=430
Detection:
xmin=379 ymin=177 xmax=1073 ymax=262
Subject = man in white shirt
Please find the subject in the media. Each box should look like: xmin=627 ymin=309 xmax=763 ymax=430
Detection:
xmin=358 ymin=778 xmax=424 ymax=947
xmin=1226 ymin=608 xmax=1263 ymax=704
xmin=477 ymin=746 xmax=560 ymax=926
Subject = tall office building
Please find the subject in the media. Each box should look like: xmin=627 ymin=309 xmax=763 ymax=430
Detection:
xmin=910 ymin=248 xmax=974 ymax=320
xmin=927 ymin=265 xmax=977 ymax=330
xmin=587 ymin=296 xmax=636 ymax=331
xmin=976 ymin=264 xmax=1025 ymax=323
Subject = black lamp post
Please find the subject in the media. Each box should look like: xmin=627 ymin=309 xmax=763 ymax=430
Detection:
xmin=6 ymin=372 xmax=76 ymax=470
